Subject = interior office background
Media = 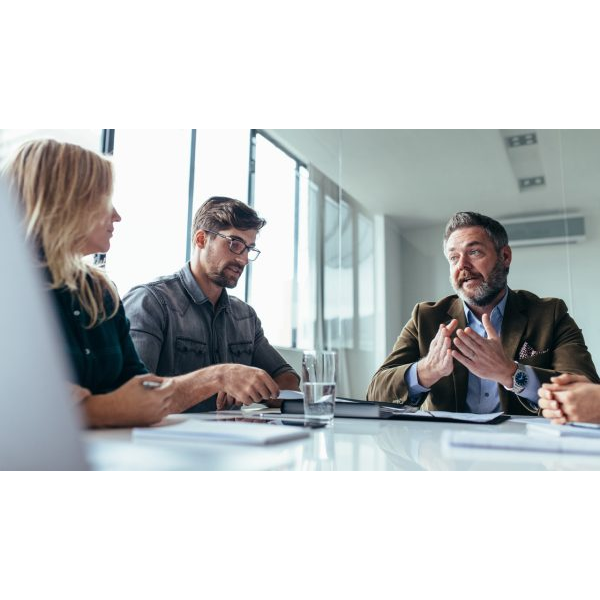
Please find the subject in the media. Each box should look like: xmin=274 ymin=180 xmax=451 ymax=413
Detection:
xmin=1 ymin=129 xmax=597 ymax=399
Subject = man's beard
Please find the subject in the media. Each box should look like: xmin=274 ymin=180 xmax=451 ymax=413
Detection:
xmin=452 ymin=257 xmax=508 ymax=307
xmin=208 ymin=263 xmax=243 ymax=289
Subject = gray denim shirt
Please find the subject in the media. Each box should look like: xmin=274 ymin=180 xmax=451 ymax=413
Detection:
xmin=122 ymin=264 xmax=298 ymax=385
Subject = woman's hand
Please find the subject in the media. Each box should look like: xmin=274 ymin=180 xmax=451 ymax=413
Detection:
xmin=68 ymin=383 xmax=92 ymax=404
xmin=84 ymin=374 xmax=175 ymax=428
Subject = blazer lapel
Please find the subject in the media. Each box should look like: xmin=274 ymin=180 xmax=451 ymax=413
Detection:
xmin=498 ymin=290 xmax=528 ymax=412
xmin=448 ymin=297 xmax=469 ymax=412
xmin=501 ymin=289 xmax=527 ymax=362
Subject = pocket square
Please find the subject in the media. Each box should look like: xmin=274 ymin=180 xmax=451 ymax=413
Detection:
xmin=518 ymin=341 xmax=549 ymax=360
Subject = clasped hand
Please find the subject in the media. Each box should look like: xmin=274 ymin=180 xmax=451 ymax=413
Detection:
xmin=418 ymin=314 xmax=515 ymax=388
xmin=538 ymin=373 xmax=595 ymax=424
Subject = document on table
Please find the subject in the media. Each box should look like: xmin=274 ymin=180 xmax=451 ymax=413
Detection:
xmin=240 ymin=390 xmax=305 ymax=414
xmin=398 ymin=410 xmax=507 ymax=424
xmin=280 ymin=396 xmax=508 ymax=423
xmin=133 ymin=419 xmax=310 ymax=445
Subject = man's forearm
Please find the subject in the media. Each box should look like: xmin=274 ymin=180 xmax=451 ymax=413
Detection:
xmin=171 ymin=366 xmax=223 ymax=413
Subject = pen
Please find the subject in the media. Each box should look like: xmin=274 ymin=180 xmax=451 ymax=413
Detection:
xmin=569 ymin=422 xmax=600 ymax=430
xmin=142 ymin=380 xmax=162 ymax=389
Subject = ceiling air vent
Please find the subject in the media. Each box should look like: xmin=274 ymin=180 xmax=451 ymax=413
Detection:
xmin=501 ymin=213 xmax=585 ymax=247
xmin=518 ymin=176 xmax=545 ymax=190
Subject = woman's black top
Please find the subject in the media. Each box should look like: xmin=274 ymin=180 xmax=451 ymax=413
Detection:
xmin=51 ymin=285 xmax=148 ymax=394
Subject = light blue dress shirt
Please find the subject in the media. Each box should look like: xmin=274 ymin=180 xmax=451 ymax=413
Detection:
xmin=405 ymin=290 xmax=540 ymax=413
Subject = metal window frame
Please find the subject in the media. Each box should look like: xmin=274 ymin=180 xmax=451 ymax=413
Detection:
xmin=101 ymin=129 xmax=115 ymax=155
xmin=95 ymin=129 xmax=115 ymax=267
xmin=185 ymin=129 xmax=197 ymax=261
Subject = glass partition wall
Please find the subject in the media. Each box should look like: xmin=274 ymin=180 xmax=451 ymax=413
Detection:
xmin=269 ymin=129 xmax=597 ymax=400
xmin=340 ymin=129 xmax=596 ymax=399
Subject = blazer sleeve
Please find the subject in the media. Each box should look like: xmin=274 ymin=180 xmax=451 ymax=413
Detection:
xmin=367 ymin=304 xmax=424 ymax=404
xmin=528 ymin=299 xmax=600 ymax=385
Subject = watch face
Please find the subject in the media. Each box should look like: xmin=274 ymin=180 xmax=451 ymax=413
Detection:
xmin=515 ymin=369 xmax=528 ymax=387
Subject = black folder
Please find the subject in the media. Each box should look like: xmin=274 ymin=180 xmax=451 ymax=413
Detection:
xmin=281 ymin=398 xmax=510 ymax=424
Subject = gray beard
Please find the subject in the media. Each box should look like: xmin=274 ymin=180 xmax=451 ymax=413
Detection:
xmin=453 ymin=259 xmax=508 ymax=307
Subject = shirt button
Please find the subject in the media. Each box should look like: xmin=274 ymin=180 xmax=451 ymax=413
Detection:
xmin=73 ymin=310 xmax=81 ymax=316
xmin=484 ymin=393 xmax=489 ymax=397
xmin=84 ymin=348 xmax=91 ymax=355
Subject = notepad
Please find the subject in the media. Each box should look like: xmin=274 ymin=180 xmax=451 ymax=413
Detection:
xmin=443 ymin=430 xmax=600 ymax=456
xmin=133 ymin=419 xmax=310 ymax=445
xmin=278 ymin=390 xmax=304 ymax=400
xmin=527 ymin=421 xmax=600 ymax=439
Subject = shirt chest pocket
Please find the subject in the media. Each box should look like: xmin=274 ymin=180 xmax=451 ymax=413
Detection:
xmin=175 ymin=337 xmax=208 ymax=372
xmin=228 ymin=341 xmax=254 ymax=365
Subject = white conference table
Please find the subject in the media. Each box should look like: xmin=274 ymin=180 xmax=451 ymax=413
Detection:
xmin=83 ymin=411 xmax=600 ymax=471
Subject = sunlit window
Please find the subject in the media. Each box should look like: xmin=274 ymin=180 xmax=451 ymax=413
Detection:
xmin=249 ymin=133 xmax=298 ymax=347
xmin=0 ymin=129 xmax=102 ymax=165
xmin=106 ymin=130 xmax=191 ymax=296
xmin=191 ymin=129 xmax=251 ymax=301
xmin=358 ymin=212 xmax=375 ymax=351
xmin=296 ymin=168 xmax=316 ymax=350
xmin=324 ymin=196 xmax=354 ymax=349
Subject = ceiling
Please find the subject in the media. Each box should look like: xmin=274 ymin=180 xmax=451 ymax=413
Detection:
xmin=266 ymin=129 xmax=600 ymax=230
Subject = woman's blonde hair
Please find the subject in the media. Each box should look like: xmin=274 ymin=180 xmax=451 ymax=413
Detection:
xmin=5 ymin=139 xmax=120 ymax=327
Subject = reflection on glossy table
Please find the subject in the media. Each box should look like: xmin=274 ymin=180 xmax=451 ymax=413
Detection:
xmin=84 ymin=412 xmax=600 ymax=471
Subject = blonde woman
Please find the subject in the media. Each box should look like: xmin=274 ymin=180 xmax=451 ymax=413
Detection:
xmin=5 ymin=139 xmax=177 ymax=427
xmin=6 ymin=139 xmax=281 ymax=426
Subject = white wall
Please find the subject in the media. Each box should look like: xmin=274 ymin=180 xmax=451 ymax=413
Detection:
xmin=509 ymin=208 xmax=600 ymax=367
xmin=375 ymin=215 xmax=405 ymax=360
xmin=399 ymin=223 xmax=452 ymax=326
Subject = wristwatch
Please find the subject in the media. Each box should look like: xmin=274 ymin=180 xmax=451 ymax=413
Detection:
xmin=505 ymin=362 xmax=528 ymax=395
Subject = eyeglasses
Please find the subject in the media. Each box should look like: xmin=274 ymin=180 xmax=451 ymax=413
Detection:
xmin=205 ymin=230 xmax=261 ymax=261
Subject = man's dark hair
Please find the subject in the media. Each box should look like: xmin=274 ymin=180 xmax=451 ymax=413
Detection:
xmin=443 ymin=211 xmax=509 ymax=252
xmin=192 ymin=196 xmax=266 ymax=239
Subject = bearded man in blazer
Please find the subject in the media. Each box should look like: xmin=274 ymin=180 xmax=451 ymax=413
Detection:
xmin=367 ymin=211 xmax=599 ymax=415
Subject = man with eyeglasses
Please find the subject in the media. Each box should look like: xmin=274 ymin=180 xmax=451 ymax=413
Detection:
xmin=123 ymin=196 xmax=300 ymax=411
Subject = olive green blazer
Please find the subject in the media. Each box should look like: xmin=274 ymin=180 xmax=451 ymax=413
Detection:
xmin=367 ymin=289 xmax=599 ymax=415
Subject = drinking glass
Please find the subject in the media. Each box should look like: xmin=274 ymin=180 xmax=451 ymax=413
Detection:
xmin=302 ymin=350 xmax=336 ymax=423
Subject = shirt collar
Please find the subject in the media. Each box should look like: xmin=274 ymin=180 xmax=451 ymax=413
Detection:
xmin=179 ymin=262 xmax=231 ymax=310
xmin=463 ymin=287 xmax=509 ymax=326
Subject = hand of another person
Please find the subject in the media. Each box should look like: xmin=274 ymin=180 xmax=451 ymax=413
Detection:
xmin=85 ymin=374 xmax=175 ymax=428
xmin=538 ymin=375 xmax=599 ymax=424
xmin=417 ymin=319 xmax=458 ymax=388
xmin=217 ymin=364 xmax=279 ymax=406
xmin=545 ymin=373 xmax=590 ymax=387
xmin=538 ymin=393 xmax=567 ymax=424
xmin=451 ymin=314 xmax=516 ymax=386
